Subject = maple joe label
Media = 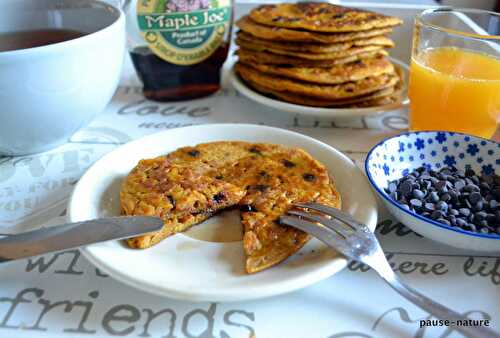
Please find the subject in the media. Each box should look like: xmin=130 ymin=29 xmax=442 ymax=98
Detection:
xmin=137 ymin=0 xmax=231 ymax=65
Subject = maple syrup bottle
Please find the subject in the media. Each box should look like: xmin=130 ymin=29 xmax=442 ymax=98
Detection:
xmin=123 ymin=0 xmax=233 ymax=101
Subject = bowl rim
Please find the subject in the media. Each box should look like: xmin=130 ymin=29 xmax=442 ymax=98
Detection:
xmin=365 ymin=130 xmax=500 ymax=240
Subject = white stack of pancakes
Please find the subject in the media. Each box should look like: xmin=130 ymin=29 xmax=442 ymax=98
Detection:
xmin=234 ymin=2 xmax=404 ymax=108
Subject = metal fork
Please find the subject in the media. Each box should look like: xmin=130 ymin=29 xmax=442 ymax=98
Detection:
xmin=280 ymin=202 xmax=500 ymax=338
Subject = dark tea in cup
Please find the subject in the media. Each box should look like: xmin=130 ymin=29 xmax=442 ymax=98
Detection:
xmin=0 ymin=29 xmax=86 ymax=52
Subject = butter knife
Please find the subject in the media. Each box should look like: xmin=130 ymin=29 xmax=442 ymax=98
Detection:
xmin=0 ymin=216 xmax=163 ymax=262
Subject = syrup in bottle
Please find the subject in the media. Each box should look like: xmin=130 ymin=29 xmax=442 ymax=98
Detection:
xmin=123 ymin=0 xmax=233 ymax=101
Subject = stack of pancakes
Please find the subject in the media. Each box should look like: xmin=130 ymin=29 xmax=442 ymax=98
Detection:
xmin=234 ymin=2 xmax=404 ymax=108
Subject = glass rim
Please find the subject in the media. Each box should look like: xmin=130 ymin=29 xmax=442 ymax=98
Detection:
xmin=416 ymin=7 xmax=500 ymax=41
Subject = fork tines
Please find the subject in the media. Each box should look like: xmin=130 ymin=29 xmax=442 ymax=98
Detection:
xmin=279 ymin=202 xmax=375 ymax=259
xmin=293 ymin=202 xmax=368 ymax=232
xmin=280 ymin=202 xmax=372 ymax=238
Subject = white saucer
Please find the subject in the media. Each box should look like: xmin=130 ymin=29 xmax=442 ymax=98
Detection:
xmin=68 ymin=124 xmax=377 ymax=302
xmin=229 ymin=57 xmax=409 ymax=118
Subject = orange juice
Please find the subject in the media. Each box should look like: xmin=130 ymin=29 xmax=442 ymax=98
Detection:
xmin=409 ymin=47 xmax=500 ymax=138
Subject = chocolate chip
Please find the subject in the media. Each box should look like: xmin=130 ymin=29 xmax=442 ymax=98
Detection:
xmin=167 ymin=195 xmax=176 ymax=208
xmin=464 ymin=184 xmax=480 ymax=193
xmin=215 ymin=174 xmax=223 ymax=179
xmin=449 ymin=213 xmax=458 ymax=223
xmin=473 ymin=200 xmax=484 ymax=212
xmin=437 ymin=218 xmax=451 ymax=226
xmin=303 ymin=173 xmax=316 ymax=182
xmin=454 ymin=180 xmax=466 ymax=191
xmin=213 ymin=192 xmax=226 ymax=203
xmin=282 ymin=159 xmax=296 ymax=168
xmin=489 ymin=200 xmax=498 ymax=210
xmin=390 ymin=191 xmax=398 ymax=201
xmin=459 ymin=208 xmax=471 ymax=217
xmin=248 ymin=147 xmax=262 ymax=155
xmin=479 ymin=227 xmax=490 ymax=234
xmin=483 ymin=174 xmax=494 ymax=185
xmin=440 ymin=193 xmax=451 ymax=202
xmin=475 ymin=211 xmax=487 ymax=221
xmin=429 ymin=191 xmax=440 ymax=203
xmin=399 ymin=181 xmax=412 ymax=195
xmin=400 ymin=203 xmax=410 ymax=210
xmin=187 ymin=149 xmax=200 ymax=157
xmin=465 ymin=168 xmax=476 ymax=177
xmin=431 ymin=210 xmax=444 ymax=219
xmin=469 ymin=192 xmax=482 ymax=205
xmin=436 ymin=181 xmax=448 ymax=193
xmin=410 ymin=199 xmax=422 ymax=208
xmin=436 ymin=201 xmax=448 ymax=212
xmin=424 ymin=203 xmax=435 ymax=212
xmin=387 ymin=182 xmax=397 ymax=193
xmin=413 ymin=189 xmax=425 ymax=199
xmin=464 ymin=223 xmax=477 ymax=232
xmin=480 ymin=182 xmax=491 ymax=191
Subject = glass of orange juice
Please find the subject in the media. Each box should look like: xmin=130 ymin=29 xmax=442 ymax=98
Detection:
xmin=409 ymin=8 xmax=500 ymax=139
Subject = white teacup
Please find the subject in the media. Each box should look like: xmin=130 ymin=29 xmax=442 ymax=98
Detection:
xmin=0 ymin=0 xmax=125 ymax=156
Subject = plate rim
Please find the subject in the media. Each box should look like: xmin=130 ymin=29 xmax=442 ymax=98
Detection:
xmin=68 ymin=123 xmax=378 ymax=301
xmin=228 ymin=57 xmax=409 ymax=118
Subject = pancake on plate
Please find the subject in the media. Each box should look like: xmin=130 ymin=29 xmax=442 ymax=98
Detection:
xmin=236 ymin=62 xmax=399 ymax=100
xmin=248 ymin=81 xmax=399 ymax=107
xmin=237 ymin=39 xmax=387 ymax=60
xmin=249 ymin=2 xmax=403 ymax=32
xmin=237 ymin=31 xmax=395 ymax=54
xmin=239 ymin=55 xmax=394 ymax=84
xmin=121 ymin=141 xmax=341 ymax=273
xmin=236 ymin=15 xmax=394 ymax=43
xmin=236 ymin=48 xmax=389 ymax=67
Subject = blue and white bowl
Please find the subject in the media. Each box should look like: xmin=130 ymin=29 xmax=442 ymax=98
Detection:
xmin=365 ymin=131 xmax=499 ymax=252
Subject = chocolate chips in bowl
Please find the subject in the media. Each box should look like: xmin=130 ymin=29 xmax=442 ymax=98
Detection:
xmin=385 ymin=166 xmax=500 ymax=236
xmin=365 ymin=131 xmax=500 ymax=253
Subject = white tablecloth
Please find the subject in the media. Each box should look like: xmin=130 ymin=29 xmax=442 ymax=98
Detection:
xmin=0 ymin=49 xmax=498 ymax=338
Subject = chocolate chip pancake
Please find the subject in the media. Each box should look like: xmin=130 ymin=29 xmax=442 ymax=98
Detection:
xmin=121 ymin=159 xmax=246 ymax=249
xmin=248 ymin=81 xmax=398 ymax=107
xmin=239 ymin=55 xmax=394 ymax=84
xmin=237 ymin=38 xmax=386 ymax=60
xmin=237 ymin=31 xmax=395 ymax=54
xmin=236 ymin=15 xmax=394 ymax=43
xmin=236 ymin=62 xmax=399 ymax=100
xmin=249 ymin=3 xmax=402 ymax=32
xmin=236 ymin=48 xmax=388 ymax=67
xmin=121 ymin=142 xmax=341 ymax=273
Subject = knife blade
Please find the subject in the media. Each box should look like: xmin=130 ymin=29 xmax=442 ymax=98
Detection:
xmin=0 ymin=216 xmax=163 ymax=262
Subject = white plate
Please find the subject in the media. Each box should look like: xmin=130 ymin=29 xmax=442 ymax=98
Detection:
xmin=229 ymin=57 xmax=409 ymax=118
xmin=68 ymin=124 xmax=378 ymax=302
